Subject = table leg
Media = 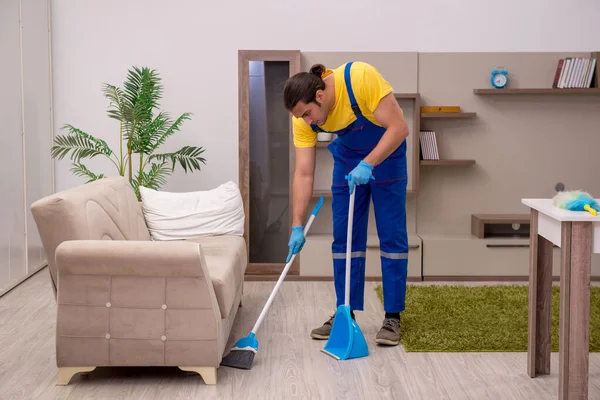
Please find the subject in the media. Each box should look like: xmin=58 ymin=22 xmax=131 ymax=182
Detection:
xmin=528 ymin=209 xmax=554 ymax=377
xmin=558 ymin=221 xmax=591 ymax=400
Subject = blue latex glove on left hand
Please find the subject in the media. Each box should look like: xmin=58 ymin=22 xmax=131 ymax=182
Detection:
xmin=345 ymin=160 xmax=374 ymax=194
xmin=286 ymin=225 xmax=305 ymax=263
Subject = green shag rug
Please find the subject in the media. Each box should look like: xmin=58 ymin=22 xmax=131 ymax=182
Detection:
xmin=374 ymin=284 xmax=600 ymax=352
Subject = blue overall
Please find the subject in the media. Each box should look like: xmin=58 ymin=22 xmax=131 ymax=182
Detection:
xmin=311 ymin=62 xmax=408 ymax=313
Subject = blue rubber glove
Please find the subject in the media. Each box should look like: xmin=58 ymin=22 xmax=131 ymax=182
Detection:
xmin=345 ymin=160 xmax=374 ymax=194
xmin=286 ymin=225 xmax=305 ymax=263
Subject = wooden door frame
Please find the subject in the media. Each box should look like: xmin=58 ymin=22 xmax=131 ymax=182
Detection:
xmin=238 ymin=50 xmax=301 ymax=278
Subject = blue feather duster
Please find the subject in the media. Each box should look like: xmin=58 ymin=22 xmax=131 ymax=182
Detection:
xmin=552 ymin=190 xmax=600 ymax=216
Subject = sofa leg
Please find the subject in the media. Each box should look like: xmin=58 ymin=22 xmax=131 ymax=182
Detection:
xmin=178 ymin=366 xmax=217 ymax=384
xmin=57 ymin=367 xmax=96 ymax=386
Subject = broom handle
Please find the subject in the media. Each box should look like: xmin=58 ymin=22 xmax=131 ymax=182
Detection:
xmin=251 ymin=195 xmax=325 ymax=334
xmin=345 ymin=189 xmax=355 ymax=306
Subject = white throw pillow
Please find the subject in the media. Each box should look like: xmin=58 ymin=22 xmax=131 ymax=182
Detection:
xmin=139 ymin=181 xmax=245 ymax=241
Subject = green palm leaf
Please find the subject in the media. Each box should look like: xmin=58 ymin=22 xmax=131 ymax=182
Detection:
xmin=144 ymin=162 xmax=170 ymax=189
xmin=136 ymin=111 xmax=170 ymax=154
xmin=149 ymin=146 xmax=206 ymax=173
xmin=103 ymin=84 xmax=135 ymax=137
xmin=125 ymin=67 xmax=162 ymax=120
xmin=51 ymin=125 xmax=113 ymax=161
xmin=148 ymin=112 xmax=192 ymax=153
xmin=131 ymin=161 xmax=171 ymax=200
xmin=119 ymin=66 xmax=164 ymax=147
xmin=103 ymin=84 xmax=129 ymax=121
xmin=123 ymin=66 xmax=162 ymax=107
xmin=70 ymin=163 xmax=105 ymax=183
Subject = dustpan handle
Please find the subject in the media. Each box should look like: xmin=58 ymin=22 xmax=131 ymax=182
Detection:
xmin=345 ymin=190 xmax=355 ymax=306
xmin=251 ymin=195 xmax=325 ymax=334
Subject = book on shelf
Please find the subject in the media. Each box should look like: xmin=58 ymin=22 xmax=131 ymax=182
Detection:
xmin=419 ymin=130 xmax=439 ymax=160
xmin=552 ymin=57 xmax=597 ymax=88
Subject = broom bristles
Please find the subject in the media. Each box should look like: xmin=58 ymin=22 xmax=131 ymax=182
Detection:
xmin=220 ymin=331 xmax=259 ymax=369
xmin=220 ymin=349 xmax=256 ymax=370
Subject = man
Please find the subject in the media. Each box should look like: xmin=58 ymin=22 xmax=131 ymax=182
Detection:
xmin=283 ymin=61 xmax=409 ymax=346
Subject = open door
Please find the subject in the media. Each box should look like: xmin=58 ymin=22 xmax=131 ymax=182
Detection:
xmin=238 ymin=50 xmax=301 ymax=279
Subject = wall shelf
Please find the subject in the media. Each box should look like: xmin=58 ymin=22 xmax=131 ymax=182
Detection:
xmin=421 ymin=112 xmax=476 ymax=119
xmin=394 ymin=93 xmax=419 ymax=99
xmin=420 ymin=159 xmax=475 ymax=166
xmin=471 ymin=213 xmax=531 ymax=239
xmin=473 ymin=88 xmax=600 ymax=95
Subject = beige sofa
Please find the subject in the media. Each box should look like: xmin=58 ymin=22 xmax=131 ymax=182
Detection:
xmin=30 ymin=176 xmax=247 ymax=386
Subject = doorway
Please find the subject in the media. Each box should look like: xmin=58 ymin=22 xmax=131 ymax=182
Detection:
xmin=238 ymin=50 xmax=301 ymax=278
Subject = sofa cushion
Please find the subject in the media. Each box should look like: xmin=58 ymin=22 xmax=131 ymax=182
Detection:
xmin=139 ymin=181 xmax=245 ymax=241
xmin=186 ymin=235 xmax=247 ymax=319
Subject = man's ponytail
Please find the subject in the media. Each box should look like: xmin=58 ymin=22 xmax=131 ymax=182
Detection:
xmin=309 ymin=64 xmax=326 ymax=78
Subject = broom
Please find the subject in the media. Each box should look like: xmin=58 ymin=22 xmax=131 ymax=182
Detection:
xmin=552 ymin=189 xmax=599 ymax=216
xmin=220 ymin=195 xmax=325 ymax=370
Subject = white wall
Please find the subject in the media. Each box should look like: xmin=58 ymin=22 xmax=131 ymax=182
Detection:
xmin=50 ymin=0 xmax=600 ymax=192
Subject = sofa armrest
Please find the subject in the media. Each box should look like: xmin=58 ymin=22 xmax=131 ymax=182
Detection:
xmin=53 ymin=240 xmax=225 ymax=369
xmin=55 ymin=240 xmax=206 ymax=277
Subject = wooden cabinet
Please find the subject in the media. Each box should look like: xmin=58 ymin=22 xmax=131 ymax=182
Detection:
xmin=420 ymin=234 xmax=600 ymax=279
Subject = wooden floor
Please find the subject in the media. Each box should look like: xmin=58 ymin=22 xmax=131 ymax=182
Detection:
xmin=2 ymin=268 xmax=600 ymax=399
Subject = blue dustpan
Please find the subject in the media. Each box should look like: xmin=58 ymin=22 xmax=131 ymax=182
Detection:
xmin=321 ymin=189 xmax=369 ymax=360
xmin=321 ymin=305 xmax=369 ymax=360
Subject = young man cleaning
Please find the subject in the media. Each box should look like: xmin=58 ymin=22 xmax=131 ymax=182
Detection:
xmin=283 ymin=61 xmax=410 ymax=346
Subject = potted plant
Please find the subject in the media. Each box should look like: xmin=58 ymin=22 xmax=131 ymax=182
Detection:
xmin=51 ymin=66 xmax=206 ymax=200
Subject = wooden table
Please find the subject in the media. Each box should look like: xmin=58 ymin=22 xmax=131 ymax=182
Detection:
xmin=522 ymin=198 xmax=600 ymax=399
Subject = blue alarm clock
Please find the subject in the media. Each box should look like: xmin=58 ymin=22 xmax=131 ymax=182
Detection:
xmin=490 ymin=67 xmax=508 ymax=89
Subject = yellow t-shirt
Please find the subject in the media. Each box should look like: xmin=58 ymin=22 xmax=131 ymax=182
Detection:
xmin=292 ymin=61 xmax=396 ymax=148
